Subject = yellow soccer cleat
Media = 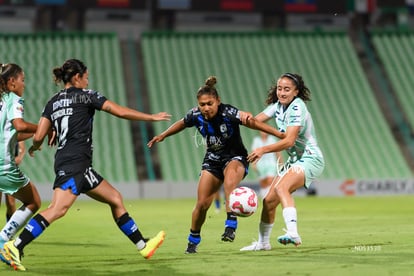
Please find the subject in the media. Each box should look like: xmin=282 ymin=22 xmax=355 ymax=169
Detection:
xmin=3 ymin=240 xmax=26 ymax=271
xmin=139 ymin=231 xmax=165 ymax=259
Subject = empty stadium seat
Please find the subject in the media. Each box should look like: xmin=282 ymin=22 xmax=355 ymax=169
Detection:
xmin=0 ymin=33 xmax=138 ymax=184
xmin=141 ymin=31 xmax=413 ymax=181
xmin=371 ymin=31 xmax=414 ymax=131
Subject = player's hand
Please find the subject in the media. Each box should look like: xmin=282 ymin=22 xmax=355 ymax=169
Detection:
xmin=28 ymin=145 xmax=41 ymax=157
xmin=147 ymin=135 xmax=164 ymax=148
xmin=247 ymin=148 xmax=264 ymax=163
xmin=152 ymin=112 xmax=172 ymax=121
xmin=239 ymin=111 xmax=253 ymax=125
xmin=47 ymin=128 xmax=57 ymax=147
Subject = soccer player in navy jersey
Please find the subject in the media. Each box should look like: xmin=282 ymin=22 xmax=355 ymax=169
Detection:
xmin=148 ymin=76 xmax=284 ymax=254
xmin=1 ymin=59 xmax=171 ymax=271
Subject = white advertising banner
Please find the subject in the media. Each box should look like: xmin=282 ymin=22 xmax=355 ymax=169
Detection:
xmin=313 ymin=179 xmax=414 ymax=197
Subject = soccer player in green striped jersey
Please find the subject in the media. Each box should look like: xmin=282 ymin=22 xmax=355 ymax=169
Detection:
xmin=240 ymin=73 xmax=325 ymax=251
xmin=0 ymin=64 xmax=42 ymax=268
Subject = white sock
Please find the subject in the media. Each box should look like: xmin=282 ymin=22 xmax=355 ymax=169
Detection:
xmin=0 ymin=206 xmax=33 ymax=241
xmin=282 ymin=207 xmax=298 ymax=237
xmin=136 ymin=239 xmax=146 ymax=250
xmin=258 ymin=221 xmax=273 ymax=244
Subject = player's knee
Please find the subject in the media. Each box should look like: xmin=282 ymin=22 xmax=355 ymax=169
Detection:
xmin=26 ymin=198 xmax=41 ymax=213
xmin=274 ymin=184 xmax=288 ymax=198
xmin=55 ymin=207 xmax=71 ymax=219
xmin=195 ymin=200 xmax=210 ymax=212
xmin=263 ymin=190 xmax=280 ymax=209
xmin=109 ymin=190 xmax=124 ymax=206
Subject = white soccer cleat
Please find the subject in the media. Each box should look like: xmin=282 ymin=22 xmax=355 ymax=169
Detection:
xmin=240 ymin=241 xmax=271 ymax=251
xmin=277 ymin=231 xmax=302 ymax=247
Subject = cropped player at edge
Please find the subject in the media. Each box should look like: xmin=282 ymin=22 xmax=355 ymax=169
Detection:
xmin=0 ymin=59 xmax=171 ymax=271
xmin=0 ymin=63 xmax=42 ymax=262
xmin=148 ymin=76 xmax=284 ymax=254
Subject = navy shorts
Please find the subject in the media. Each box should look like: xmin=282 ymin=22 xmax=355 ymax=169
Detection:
xmin=54 ymin=167 xmax=104 ymax=195
xmin=201 ymin=155 xmax=249 ymax=181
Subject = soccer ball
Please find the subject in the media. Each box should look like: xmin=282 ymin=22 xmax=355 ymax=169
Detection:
xmin=229 ymin=186 xmax=258 ymax=217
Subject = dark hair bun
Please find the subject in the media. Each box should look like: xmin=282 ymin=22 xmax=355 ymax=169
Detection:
xmin=205 ymin=76 xmax=217 ymax=88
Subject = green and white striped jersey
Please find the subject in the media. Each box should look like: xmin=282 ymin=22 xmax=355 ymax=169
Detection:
xmin=263 ymin=97 xmax=323 ymax=162
xmin=0 ymin=92 xmax=23 ymax=170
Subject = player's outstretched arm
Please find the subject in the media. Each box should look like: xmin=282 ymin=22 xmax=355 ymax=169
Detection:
xmin=243 ymin=116 xmax=285 ymax=139
xmin=239 ymin=110 xmax=253 ymax=124
xmin=28 ymin=117 xmax=52 ymax=157
xmin=101 ymin=100 xmax=171 ymax=122
xmin=239 ymin=111 xmax=271 ymax=125
xmin=147 ymin=119 xmax=186 ymax=148
xmin=12 ymin=118 xmax=37 ymax=134
xmin=17 ymin=132 xmax=34 ymax=142
xmin=247 ymin=125 xmax=299 ymax=163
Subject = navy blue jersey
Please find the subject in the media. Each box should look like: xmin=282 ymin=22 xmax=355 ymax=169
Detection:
xmin=183 ymin=103 xmax=248 ymax=161
xmin=42 ymin=87 xmax=107 ymax=172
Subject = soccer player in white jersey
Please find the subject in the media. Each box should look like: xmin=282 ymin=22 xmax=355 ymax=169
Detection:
xmin=240 ymin=73 xmax=325 ymax=251
xmin=0 ymin=63 xmax=42 ymax=259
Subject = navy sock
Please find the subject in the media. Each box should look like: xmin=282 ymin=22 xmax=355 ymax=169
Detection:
xmin=225 ymin=212 xmax=238 ymax=229
xmin=188 ymin=229 xmax=201 ymax=244
xmin=15 ymin=214 xmax=49 ymax=251
xmin=116 ymin=212 xmax=144 ymax=244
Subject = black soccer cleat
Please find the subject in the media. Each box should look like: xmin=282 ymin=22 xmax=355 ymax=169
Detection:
xmin=221 ymin=227 xmax=236 ymax=242
xmin=185 ymin=242 xmax=198 ymax=254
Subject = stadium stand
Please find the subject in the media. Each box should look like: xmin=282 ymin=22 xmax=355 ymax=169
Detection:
xmin=1 ymin=29 xmax=412 ymax=188
xmin=0 ymin=33 xmax=138 ymax=183
xmin=84 ymin=9 xmax=150 ymax=41
xmin=141 ymin=31 xmax=413 ymax=181
xmin=371 ymin=31 xmax=414 ymax=131
xmin=0 ymin=6 xmax=36 ymax=33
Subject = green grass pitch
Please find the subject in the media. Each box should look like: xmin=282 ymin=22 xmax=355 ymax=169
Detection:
xmin=0 ymin=195 xmax=413 ymax=275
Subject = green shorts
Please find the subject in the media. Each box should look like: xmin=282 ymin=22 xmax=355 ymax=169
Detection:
xmin=0 ymin=165 xmax=30 ymax=194
xmin=290 ymin=155 xmax=325 ymax=189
